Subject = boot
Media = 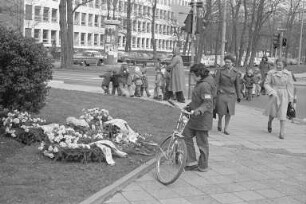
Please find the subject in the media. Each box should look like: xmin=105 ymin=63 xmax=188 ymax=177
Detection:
xmin=176 ymin=92 xmax=185 ymax=103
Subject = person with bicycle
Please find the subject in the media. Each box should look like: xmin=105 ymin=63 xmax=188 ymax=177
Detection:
xmin=183 ymin=63 xmax=216 ymax=172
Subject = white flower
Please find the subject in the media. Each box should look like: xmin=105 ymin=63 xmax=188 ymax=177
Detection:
xmin=59 ymin=142 xmax=67 ymax=148
xmin=22 ymin=119 xmax=27 ymax=123
xmin=12 ymin=118 xmax=20 ymax=124
xmin=25 ymin=128 xmax=29 ymax=133
xmin=48 ymin=146 xmax=53 ymax=152
xmin=38 ymin=142 xmax=45 ymax=150
xmin=11 ymin=133 xmax=16 ymax=137
xmin=53 ymin=146 xmax=59 ymax=153
xmin=43 ymin=150 xmax=54 ymax=158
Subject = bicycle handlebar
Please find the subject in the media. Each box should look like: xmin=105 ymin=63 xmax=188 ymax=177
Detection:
xmin=167 ymin=100 xmax=193 ymax=115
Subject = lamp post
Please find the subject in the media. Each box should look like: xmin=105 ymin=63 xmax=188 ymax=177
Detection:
xmin=298 ymin=1 xmax=305 ymax=65
xmin=220 ymin=0 xmax=227 ymax=66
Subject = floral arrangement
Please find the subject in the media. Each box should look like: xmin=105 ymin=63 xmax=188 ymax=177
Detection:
xmin=1 ymin=107 xmax=157 ymax=165
xmin=1 ymin=109 xmax=46 ymax=145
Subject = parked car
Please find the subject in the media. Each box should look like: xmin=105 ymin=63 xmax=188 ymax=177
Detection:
xmin=73 ymin=50 xmax=106 ymax=66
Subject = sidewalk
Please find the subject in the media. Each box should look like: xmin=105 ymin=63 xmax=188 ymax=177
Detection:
xmin=48 ymin=81 xmax=306 ymax=204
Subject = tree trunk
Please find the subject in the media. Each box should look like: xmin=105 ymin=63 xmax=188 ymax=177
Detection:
xmin=125 ymin=0 xmax=132 ymax=52
xmin=237 ymin=0 xmax=248 ymax=66
xmin=183 ymin=34 xmax=189 ymax=55
xmin=67 ymin=0 xmax=73 ymax=68
xmin=59 ymin=0 xmax=68 ymax=68
xmin=151 ymin=0 xmax=157 ymax=60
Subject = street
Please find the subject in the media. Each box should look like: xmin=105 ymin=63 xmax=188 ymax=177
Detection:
xmin=53 ymin=68 xmax=306 ymax=119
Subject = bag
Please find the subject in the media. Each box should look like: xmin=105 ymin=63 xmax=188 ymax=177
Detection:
xmin=286 ymin=102 xmax=296 ymax=119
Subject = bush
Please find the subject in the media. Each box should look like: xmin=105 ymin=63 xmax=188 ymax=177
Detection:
xmin=0 ymin=26 xmax=53 ymax=113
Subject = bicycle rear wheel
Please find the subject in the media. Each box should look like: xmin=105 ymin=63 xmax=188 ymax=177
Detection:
xmin=155 ymin=135 xmax=187 ymax=185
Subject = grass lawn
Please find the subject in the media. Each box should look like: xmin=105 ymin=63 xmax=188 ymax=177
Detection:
xmin=0 ymin=88 xmax=179 ymax=204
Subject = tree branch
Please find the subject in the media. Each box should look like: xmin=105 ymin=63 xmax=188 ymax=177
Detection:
xmin=72 ymin=0 xmax=94 ymax=13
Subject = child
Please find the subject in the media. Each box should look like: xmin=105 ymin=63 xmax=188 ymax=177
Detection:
xmin=153 ymin=60 xmax=165 ymax=100
xmin=133 ymin=66 xmax=143 ymax=97
xmin=253 ymin=67 xmax=262 ymax=96
xmin=243 ymin=69 xmax=255 ymax=101
xmin=183 ymin=63 xmax=214 ymax=172
xmin=110 ymin=70 xmax=120 ymax=95
xmin=140 ymin=67 xmax=151 ymax=97
xmin=99 ymin=70 xmax=112 ymax=94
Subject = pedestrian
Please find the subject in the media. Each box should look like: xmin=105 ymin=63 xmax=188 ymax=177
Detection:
xmin=253 ymin=67 xmax=262 ymax=96
xmin=167 ymin=47 xmax=186 ymax=103
xmin=259 ymin=56 xmax=271 ymax=94
xmin=126 ymin=65 xmax=134 ymax=97
xmin=133 ymin=66 xmax=143 ymax=97
xmin=163 ymin=68 xmax=171 ymax=100
xmin=183 ymin=63 xmax=214 ymax=172
xmin=118 ymin=63 xmax=129 ymax=96
xmin=263 ymin=58 xmax=294 ymax=139
xmin=99 ymin=70 xmax=112 ymax=94
xmin=153 ymin=59 xmax=165 ymax=100
xmin=111 ymin=70 xmax=120 ymax=95
xmin=243 ymin=68 xmax=255 ymax=101
xmin=215 ymin=54 xmax=242 ymax=135
xmin=140 ymin=67 xmax=151 ymax=97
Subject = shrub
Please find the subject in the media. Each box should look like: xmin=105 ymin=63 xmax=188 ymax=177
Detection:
xmin=0 ymin=26 xmax=53 ymax=113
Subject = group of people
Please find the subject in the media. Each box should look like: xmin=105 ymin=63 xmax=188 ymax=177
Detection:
xmin=99 ymin=47 xmax=187 ymax=103
xmin=183 ymin=55 xmax=295 ymax=172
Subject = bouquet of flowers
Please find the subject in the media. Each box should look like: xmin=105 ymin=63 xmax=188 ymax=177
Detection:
xmin=1 ymin=110 xmax=46 ymax=144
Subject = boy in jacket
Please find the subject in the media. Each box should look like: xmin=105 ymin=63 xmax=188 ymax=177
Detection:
xmin=183 ymin=63 xmax=215 ymax=172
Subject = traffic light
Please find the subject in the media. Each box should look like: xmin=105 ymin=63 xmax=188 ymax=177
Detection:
xmin=282 ymin=38 xmax=287 ymax=47
xmin=182 ymin=10 xmax=193 ymax=34
xmin=273 ymin=33 xmax=280 ymax=48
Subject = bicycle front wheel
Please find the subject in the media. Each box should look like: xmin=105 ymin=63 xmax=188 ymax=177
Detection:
xmin=155 ymin=136 xmax=187 ymax=185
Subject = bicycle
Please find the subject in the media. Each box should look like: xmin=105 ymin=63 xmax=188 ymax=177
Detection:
xmin=155 ymin=100 xmax=192 ymax=185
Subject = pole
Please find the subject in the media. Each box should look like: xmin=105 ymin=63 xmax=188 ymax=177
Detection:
xmin=279 ymin=31 xmax=283 ymax=58
xmin=298 ymin=2 xmax=304 ymax=65
xmin=188 ymin=0 xmax=197 ymax=99
xmin=220 ymin=0 xmax=227 ymax=66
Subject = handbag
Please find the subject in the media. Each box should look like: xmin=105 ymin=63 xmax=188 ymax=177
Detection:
xmin=286 ymin=102 xmax=296 ymax=119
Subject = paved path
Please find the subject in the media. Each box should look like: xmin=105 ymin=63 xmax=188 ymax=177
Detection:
xmin=48 ymin=80 xmax=306 ymax=204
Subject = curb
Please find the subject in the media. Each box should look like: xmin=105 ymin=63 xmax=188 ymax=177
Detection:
xmin=79 ymin=157 xmax=156 ymax=204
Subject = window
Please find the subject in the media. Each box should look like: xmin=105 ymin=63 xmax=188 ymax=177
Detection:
xmin=137 ymin=38 xmax=140 ymax=48
xmin=124 ymin=2 xmax=127 ymax=13
xmin=95 ymin=0 xmax=100 ymax=8
xmin=43 ymin=7 xmax=49 ymax=22
xmin=81 ymin=13 xmax=86 ymax=26
xmin=88 ymin=14 xmax=93 ymax=26
xmin=74 ymin=12 xmax=80 ymax=25
xmin=94 ymin=15 xmax=99 ymax=27
xmin=94 ymin=34 xmax=98 ymax=46
xmin=122 ymin=36 xmax=126 ymax=47
xmin=138 ymin=5 xmax=142 ymax=16
xmin=87 ymin=33 xmax=92 ymax=46
xmin=52 ymin=8 xmax=57 ymax=23
xmin=34 ymin=6 xmax=41 ymax=21
xmin=51 ymin=30 xmax=57 ymax=45
xmin=118 ymin=36 xmax=121 ymax=47
xmin=147 ymin=23 xmax=150 ymax=33
xmin=88 ymin=0 xmax=94 ymax=7
xmin=100 ymin=34 xmax=104 ymax=46
xmin=25 ymin=28 xmax=32 ymax=37
xmin=43 ymin=30 xmax=49 ymax=43
xmin=118 ymin=1 xmax=123 ymax=12
xmin=132 ymin=37 xmax=136 ymax=48
xmin=138 ymin=21 xmax=141 ymax=32
xmin=25 ymin=5 xmax=32 ymax=20
xmin=141 ymin=38 xmax=145 ymax=48
xmin=74 ymin=32 xmax=79 ymax=46
xmin=34 ymin=29 xmax=40 ymax=42
xmin=100 ymin=15 xmax=105 ymax=27
xmin=81 ymin=33 xmax=86 ymax=45
xmin=142 ymin=22 xmax=146 ymax=32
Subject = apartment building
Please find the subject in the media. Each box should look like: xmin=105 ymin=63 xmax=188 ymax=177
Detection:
xmin=21 ymin=0 xmax=189 ymax=52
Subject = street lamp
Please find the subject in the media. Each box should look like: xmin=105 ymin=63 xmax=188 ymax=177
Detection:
xmin=298 ymin=1 xmax=305 ymax=65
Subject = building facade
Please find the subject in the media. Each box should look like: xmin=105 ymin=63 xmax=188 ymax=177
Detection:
xmin=21 ymin=0 xmax=190 ymax=53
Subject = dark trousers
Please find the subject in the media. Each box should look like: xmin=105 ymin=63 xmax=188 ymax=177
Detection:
xmin=164 ymin=91 xmax=185 ymax=102
xmin=183 ymin=126 xmax=209 ymax=170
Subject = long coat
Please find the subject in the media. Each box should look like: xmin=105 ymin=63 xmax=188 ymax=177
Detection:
xmin=167 ymin=55 xmax=186 ymax=93
xmin=215 ymin=67 xmax=241 ymax=116
xmin=263 ymin=69 xmax=294 ymax=120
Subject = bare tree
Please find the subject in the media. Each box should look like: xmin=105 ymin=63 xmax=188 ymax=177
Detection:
xmin=59 ymin=0 xmax=94 ymax=68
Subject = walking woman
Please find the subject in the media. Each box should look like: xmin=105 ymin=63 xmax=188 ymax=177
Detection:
xmin=264 ymin=58 xmax=294 ymax=139
xmin=215 ymin=55 xmax=242 ymax=135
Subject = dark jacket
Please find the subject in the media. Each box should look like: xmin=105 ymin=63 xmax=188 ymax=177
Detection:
xmin=243 ymin=74 xmax=255 ymax=88
xmin=111 ymin=73 xmax=120 ymax=87
xmin=187 ymin=76 xmax=214 ymax=131
xmin=101 ymin=72 xmax=112 ymax=86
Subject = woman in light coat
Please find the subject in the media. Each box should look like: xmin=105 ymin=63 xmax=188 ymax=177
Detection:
xmin=264 ymin=58 xmax=294 ymax=139
xmin=167 ymin=47 xmax=186 ymax=103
